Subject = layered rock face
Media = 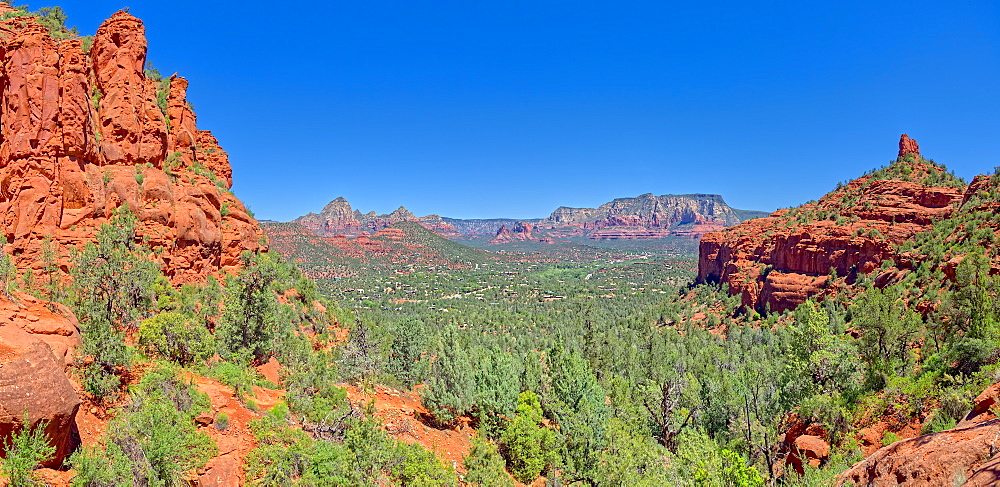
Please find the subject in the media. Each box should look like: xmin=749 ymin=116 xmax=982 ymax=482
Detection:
xmin=436 ymin=217 xmax=535 ymax=236
xmin=415 ymin=214 xmax=461 ymax=238
xmin=539 ymin=193 xmax=767 ymax=240
xmin=697 ymin=136 xmax=965 ymax=313
xmin=0 ymin=6 xmax=265 ymax=284
xmin=295 ymin=197 xmax=362 ymax=236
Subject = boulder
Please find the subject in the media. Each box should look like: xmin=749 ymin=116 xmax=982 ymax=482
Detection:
xmin=0 ymin=292 xmax=81 ymax=367
xmin=837 ymin=419 xmax=1000 ymax=486
xmin=0 ymin=341 xmax=80 ymax=467
xmin=838 ymin=381 xmax=1000 ymax=486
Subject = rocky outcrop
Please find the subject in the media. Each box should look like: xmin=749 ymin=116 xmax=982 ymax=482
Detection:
xmin=898 ymin=133 xmax=920 ymax=160
xmin=415 ymin=214 xmax=461 ymax=238
xmin=490 ymin=221 xmax=535 ymax=244
xmin=779 ymin=416 xmax=831 ymax=476
xmin=0 ymin=6 xmax=265 ymax=285
xmin=0 ymin=291 xmax=81 ymax=367
xmin=540 ymin=193 xmax=766 ymax=241
xmin=295 ymin=197 xmax=362 ymax=236
xmin=837 ymin=381 xmax=1000 ymax=486
xmin=356 ymin=206 xmax=417 ymax=234
xmin=0 ymin=292 xmax=82 ymax=467
xmin=698 ymin=136 xmax=965 ymax=313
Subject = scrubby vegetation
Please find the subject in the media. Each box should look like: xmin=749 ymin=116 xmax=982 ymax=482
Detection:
xmin=1 ymin=416 xmax=55 ymax=486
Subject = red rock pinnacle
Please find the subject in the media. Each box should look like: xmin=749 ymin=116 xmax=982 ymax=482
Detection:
xmin=898 ymin=134 xmax=920 ymax=160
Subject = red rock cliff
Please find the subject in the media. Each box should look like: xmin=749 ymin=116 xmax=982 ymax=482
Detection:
xmin=698 ymin=136 xmax=965 ymax=313
xmin=0 ymin=7 xmax=265 ymax=283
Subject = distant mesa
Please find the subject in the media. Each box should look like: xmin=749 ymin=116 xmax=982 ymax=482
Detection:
xmin=537 ymin=193 xmax=768 ymax=241
xmin=293 ymin=197 xmax=535 ymax=239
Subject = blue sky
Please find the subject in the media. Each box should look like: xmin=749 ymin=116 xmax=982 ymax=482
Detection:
xmin=51 ymin=1 xmax=1000 ymax=220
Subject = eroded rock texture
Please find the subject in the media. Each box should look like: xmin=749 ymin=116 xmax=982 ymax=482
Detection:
xmin=837 ymin=381 xmax=1000 ymax=486
xmin=0 ymin=291 xmax=81 ymax=466
xmin=0 ymin=7 xmax=265 ymax=285
xmin=697 ymin=136 xmax=965 ymax=313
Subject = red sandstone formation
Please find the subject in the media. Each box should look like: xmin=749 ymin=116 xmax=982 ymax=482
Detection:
xmin=539 ymin=193 xmax=766 ymax=241
xmin=698 ymin=136 xmax=964 ymax=313
xmin=837 ymin=381 xmax=1000 ymax=486
xmin=0 ymin=292 xmax=81 ymax=466
xmin=490 ymin=221 xmax=535 ymax=244
xmin=0 ymin=7 xmax=265 ymax=285
xmin=898 ymin=133 xmax=920 ymax=160
xmin=295 ymin=198 xmax=422 ymax=237
xmin=779 ymin=416 xmax=831 ymax=476
xmin=416 ymin=214 xmax=462 ymax=239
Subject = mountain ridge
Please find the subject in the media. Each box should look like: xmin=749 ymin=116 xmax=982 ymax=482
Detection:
xmin=293 ymin=192 xmax=767 ymax=243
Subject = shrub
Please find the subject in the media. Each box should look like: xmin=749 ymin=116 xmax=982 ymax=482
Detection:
xmin=216 ymin=252 xmax=289 ymax=364
xmin=720 ymin=449 xmax=765 ymax=487
xmin=0 ymin=235 xmax=16 ymax=298
xmin=138 ymin=311 xmax=215 ymax=365
xmin=499 ymin=391 xmax=558 ymax=483
xmin=280 ymin=338 xmax=352 ymax=439
xmin=215 ymin=412 xmax=229 ymax=431
xmin=71 ymin=365 xmax=215 ymax=486
xmin=206 ymin=361 xmax=259 ymax=399
xmin=68 ymin=443 xmax=134 ymax=486
xmin=462 ymin=436 xmax=509 ymax=487
xmin=420 ymin=327 xmax=476 ymax=425
xmin=80 ymin=35 xmax=93 ymax=53
xmin=70 ymin=207 xmax=160 ymax=399
xmin=882 ymin=431 xmax=901 ymax=446
xmin=2 ymin=417 xmax=55 ymax=486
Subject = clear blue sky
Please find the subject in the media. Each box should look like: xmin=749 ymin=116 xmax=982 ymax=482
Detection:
xmin=50 ymin=1 xmax=1000 ymax=221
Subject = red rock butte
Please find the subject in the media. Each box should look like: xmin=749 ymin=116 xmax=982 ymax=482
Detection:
xmin=697 ymin=135 xmax=967 ymax=313
xmin=898 ymin=133 xmax=920 ymax=159
xmin=0 ymin=4 xmax=265 ymax=284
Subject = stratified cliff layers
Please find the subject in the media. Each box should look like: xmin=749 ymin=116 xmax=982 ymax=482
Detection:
xmin=697 ymin=135 xmax=966 ymax=313
xmin=539 ymin=193 xmax=767 ymax=240
xmin=0 ymin=6 xmax=265 ymax=284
